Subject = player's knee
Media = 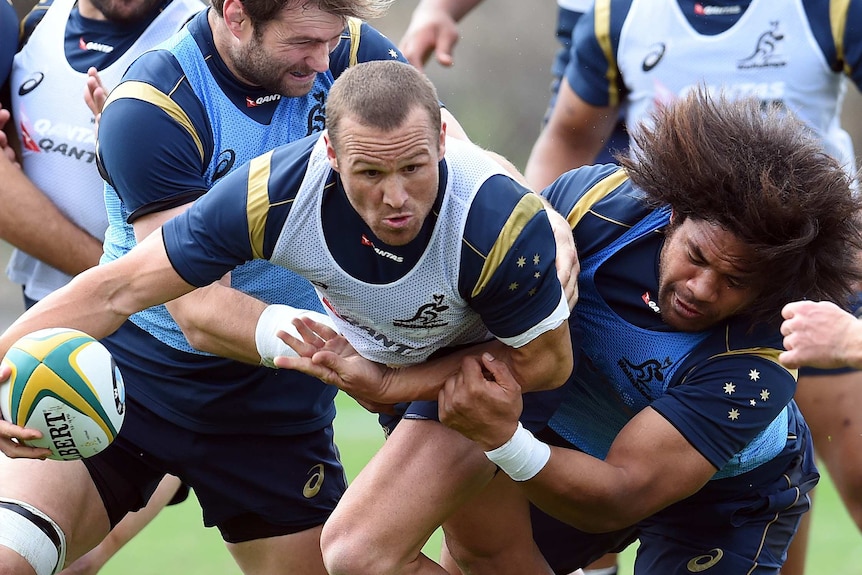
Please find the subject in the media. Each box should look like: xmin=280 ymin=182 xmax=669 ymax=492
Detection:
xmin=320 ymin=522 xmax=405 ymax=575
xmin=0 ymin=498 xmax=67 ymax=575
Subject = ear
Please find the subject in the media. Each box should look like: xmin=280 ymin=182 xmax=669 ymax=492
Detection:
xmin=222 ymin=0 xmax=250 ymax=39
xmin=323 ymin=131 xmax=339 ymax=171
xmin=438 ymin=123 xmax=446 ymax=158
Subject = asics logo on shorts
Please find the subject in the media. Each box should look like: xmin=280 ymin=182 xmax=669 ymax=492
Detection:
xmin=687 ymin=548 xmax=724 ymax=572
xmin=303 ymin=463 xmax=325 ymax=498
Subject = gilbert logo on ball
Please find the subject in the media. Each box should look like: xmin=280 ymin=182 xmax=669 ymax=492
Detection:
xmin=0 ymin=328 xmax=125 ymax=460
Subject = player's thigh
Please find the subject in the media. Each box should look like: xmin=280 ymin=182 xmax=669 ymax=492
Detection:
xmin=796 ymin=370 xmax=862 ymax=512
xmin=226 ymin=525 xmax=326 ymax=575
xmin=323 ymin=418 xmax=495 ymax=556
xmin=442 ymin=471 xmax=554 ymax=575
xmin=0 ymin=453 xmax=110 ymax=563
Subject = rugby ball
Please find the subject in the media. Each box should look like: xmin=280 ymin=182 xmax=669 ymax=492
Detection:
xmin=0 ymin=328 xmax=125 ymax=460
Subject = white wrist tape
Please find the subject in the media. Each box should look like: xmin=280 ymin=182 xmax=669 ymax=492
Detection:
xmin=255 ymin=304 xmax=337 ymax=368
xmin=484 ymin=422 xmax=551 ymax=482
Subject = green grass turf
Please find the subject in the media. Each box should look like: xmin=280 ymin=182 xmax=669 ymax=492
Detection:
xmin=98 ymin=392 xmax=862 ymax=574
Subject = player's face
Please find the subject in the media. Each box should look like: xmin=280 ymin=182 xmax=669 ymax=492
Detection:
xmin=328 ymin=107 xmax=445 ymax=247
xmin=87 ymin=0 xmax=165 ymax=24
xmin=657 ymin=217 xmax=759 ymax=332
xmin=229 ymin=4 xmax=346 ymax=96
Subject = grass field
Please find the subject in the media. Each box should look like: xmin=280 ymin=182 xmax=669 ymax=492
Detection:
xmin=97 ymin=392 xmax=862 ymax=574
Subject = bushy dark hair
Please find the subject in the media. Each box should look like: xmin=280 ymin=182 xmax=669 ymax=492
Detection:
xmin=210 ymin=0 xmax=393 ymax=28
xmin=618 ymin=87 xmax=862 ymax=326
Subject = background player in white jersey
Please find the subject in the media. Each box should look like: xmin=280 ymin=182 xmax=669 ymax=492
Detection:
xmin=0 ymin=0 xmax=203 ymax=573
xmin=399 ymin=0 xmax=627 ymax=169
xmin=441 ymin=89 xmax=862 ymax=574
xmin=0 ymin=2 xmax=449 ymax=575
xmin=521 ymin=2 xmax=862 ymax=572
xmin=0 ymin=60 xmax=575 ymax=575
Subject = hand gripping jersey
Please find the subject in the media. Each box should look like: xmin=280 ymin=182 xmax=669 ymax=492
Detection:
xmin=543 ymin=166 xmax=799 ymax=480
xmin=164 ymin=136 xmax=569 ymax=368
xmin=7 ymin=0 xmax=203 ymax=300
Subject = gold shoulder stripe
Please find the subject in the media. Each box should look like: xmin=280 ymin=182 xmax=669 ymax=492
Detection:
xmin=830 ymin=0 xmax=851 ymax=74
xmin=102 ymin=81 xmax=204 ymax=162
xmin=246 ymin=151 xmax=274 ymax=259
xmin=712 ymin=346 xmax=797 ymax=379
xmin=565 ymin=168 xmax=629 ymax=228
xmin=347 ymin=18 xmax=362 ymax=67
xmin=472 ymin=193 xmax=544 ymax=298
xmin=593 ymin=0 xmax=619 ymax=107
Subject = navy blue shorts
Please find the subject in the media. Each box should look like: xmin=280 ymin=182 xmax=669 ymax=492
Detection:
xmin=83 ymin=397 xmax=346 ymax=543
xmin=530 ymin=425 xmax=817 ymax=574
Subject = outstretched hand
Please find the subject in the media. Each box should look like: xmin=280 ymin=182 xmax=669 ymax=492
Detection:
xmin=438 ymin=353 xmax=523 ymax=450
xmin=274 ymin=316 xmax=395 ymax=410
xmin=398 ymin=5 xmax=460 ymax=71
xmin=0 ymin=364 xmax=53 ymax=459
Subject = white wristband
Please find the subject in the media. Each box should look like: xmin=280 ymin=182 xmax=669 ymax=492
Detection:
xmin=254 ymin=304 xmax=337 ymax=368
xmin=483 ymin=422 xmax=551 ymax=482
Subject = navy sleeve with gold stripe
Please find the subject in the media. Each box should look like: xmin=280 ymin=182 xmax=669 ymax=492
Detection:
xmin=458 ymin=176 xmax=562 ymax=339
xmin=97 ymin=41 xmax=214 ymax=223
xmin=541 ymin=163 xmax=653 ymax=259
xmin=163 ymin=136 xmax=317 ymax=287
xmin=328 ymin=20 xmax=408 ymax=74
xmin=653 ymin=319 xmax=795 ymax=469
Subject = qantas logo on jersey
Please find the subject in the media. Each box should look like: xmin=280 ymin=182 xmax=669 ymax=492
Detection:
xmin=17 ymin=119 xmax=96 ymax=162
xmin=641 ymin=291 xmax=661 ymax=314
xmin=361 ymin=234 xmax=404 ymax=263
xmin=321 ymin=298 xmax=417 ymax=355
xmin=79 ymin=37 xmax=114 ymax=53
xmin=246 ymin=94 xmax=282 ymax=107
xmin=693 ymin=3 xmax=741 ymax=16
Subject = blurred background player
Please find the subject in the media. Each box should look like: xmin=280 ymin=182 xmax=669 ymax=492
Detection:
xmin=521 ymin=1 xmax=862 ymax=573
xmin=0 ymin=0 xmax=201 ymax=572
xmin=399 ymin=0 xmax=627 ymax=168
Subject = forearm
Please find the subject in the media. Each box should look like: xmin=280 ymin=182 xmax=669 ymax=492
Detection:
xmin=0 ymin=268 xmax=135 ymax=356
xmin=0 ymin=154 xmax=103 ymax=275
xmin=525 ymin=126 xmax=600 ymax=191
xmin=386 ymin=321 xmax=573 ymax=402
xmin=165 ymin=282 xmax=267 ymax=365
xmin=522 ymin=447 xmax=653 ymax=533
xmin=411 ymin=0 xmax=485 ymax=22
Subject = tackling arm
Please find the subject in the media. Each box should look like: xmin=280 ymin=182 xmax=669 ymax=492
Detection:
xmin=131 ymin=204 xmax=271 ymax=365
xmin=439 ymin=354 xmax=717 ymax=533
